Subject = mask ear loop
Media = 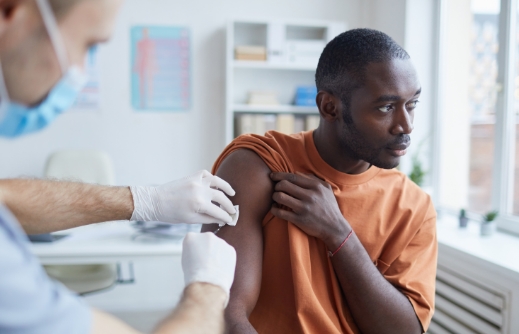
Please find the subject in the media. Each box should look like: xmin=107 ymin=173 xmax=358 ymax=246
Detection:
xmin=35 ymin=0 xmax=69 ymax=74
xmin=0 ymin=61 xmax=10 ymax=121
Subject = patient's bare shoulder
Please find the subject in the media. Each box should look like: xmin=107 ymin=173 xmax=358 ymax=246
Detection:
xmin=217 ymin=149 xmax=272 ymax=191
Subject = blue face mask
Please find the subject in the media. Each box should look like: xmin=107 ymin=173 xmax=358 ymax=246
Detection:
xmin=0 ymin=0 xmax=89 ymax=138
xmin=0 ymin=67 xmax=88 ymax=138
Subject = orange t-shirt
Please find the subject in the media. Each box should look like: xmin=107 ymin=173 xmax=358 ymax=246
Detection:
xmin=212 ymin=130 xmax=437 ymax=333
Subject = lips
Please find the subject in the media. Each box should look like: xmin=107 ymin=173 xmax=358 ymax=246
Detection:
xmin=386 ymin=143 xmax=410 ymax=157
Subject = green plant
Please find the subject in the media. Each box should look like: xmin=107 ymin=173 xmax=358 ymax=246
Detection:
xmin=460 ymin=209 xmax=466 ymax=218
xmin=483 ymin=210 xmax=498 ymax=223
xmin=407 ymin=137 xmax=428 ymax=187
xmin=408 ymin=155 xmax=426 ymax=187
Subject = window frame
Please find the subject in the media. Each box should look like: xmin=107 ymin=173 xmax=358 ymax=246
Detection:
xmin=493 ymin=0 xmax=519 ymax=235
xmin=433 ymin=0 xmax=519 ymax=236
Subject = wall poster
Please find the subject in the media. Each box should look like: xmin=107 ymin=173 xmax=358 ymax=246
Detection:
xmin=130 ymin=26 xmax=191 ymax=112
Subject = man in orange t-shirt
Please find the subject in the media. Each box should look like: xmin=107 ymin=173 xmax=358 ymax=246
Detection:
xmin=203 ymin=28 xmax=437 ymax=334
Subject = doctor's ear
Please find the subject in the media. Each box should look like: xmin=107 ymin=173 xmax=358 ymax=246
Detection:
xmin=317 ymin=91 xmax=342 ymax=123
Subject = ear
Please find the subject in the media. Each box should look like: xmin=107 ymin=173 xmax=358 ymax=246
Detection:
xmin=316 ymin=90 xmax=342 ymax=123
xmin=0 ymin=0 xmax=24 ymax=39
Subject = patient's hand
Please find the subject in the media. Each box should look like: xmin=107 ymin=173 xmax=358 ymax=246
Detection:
xmin=270 ymin=172 xmax=352 ymax=251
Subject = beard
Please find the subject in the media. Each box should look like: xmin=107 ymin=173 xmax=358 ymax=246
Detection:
xmin=340 ymin=103 xmax=410 ymax=170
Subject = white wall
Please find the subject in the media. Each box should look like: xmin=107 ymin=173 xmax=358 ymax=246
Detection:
xmin=0 ymin=0 xmax=361 ymax=186
xmin=437 ymin=0 xmax=472 ymax=209
xmin=361 ymin=0 xmax=407 ymax=46
xmin=402 ymin=0 xmax=436 ymax=182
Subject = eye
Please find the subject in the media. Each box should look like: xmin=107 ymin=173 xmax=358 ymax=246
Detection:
xmin=378 ymin=104 xmax=394 ymax=113
xmin=406 ymin=100 xmax=420 ymax=110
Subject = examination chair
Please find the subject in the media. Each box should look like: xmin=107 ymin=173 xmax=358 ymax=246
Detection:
xmin=42 ymin=150 xmax=118 ymax=295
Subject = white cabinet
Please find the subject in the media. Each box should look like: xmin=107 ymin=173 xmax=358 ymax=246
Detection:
xmin=225 ymin=19 xmax=346 ymax=143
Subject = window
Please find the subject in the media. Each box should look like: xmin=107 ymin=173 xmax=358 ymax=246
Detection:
xmin=436 ymin=0 xmax=519 ymax=235
xmin=512 ymin=6 xmax=519 ymax=215
xmin=468 ymin=1 xmax=500 ymax=214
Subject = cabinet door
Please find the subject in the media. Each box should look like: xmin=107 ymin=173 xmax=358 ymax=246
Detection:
xmin=267 ymin=22 xmax=285 ymax=64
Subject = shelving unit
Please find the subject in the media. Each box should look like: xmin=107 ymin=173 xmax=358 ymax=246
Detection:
xmin=225 ymin=19 xmax=347 ymax=143
xmin=233 ymin=60 xmax=317 ymax=71
xmin=233 ymin=104 xmax=318 ymax=114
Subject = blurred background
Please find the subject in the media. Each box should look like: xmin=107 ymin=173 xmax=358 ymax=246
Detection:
xmin=3 ymin=0 xmax=519 ymax=333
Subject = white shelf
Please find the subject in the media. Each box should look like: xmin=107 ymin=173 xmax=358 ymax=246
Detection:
xmin=233 ymin=104 xmax=318 ymax=114
xmin=226 ymin=19 xmax=347 ymax=143
xmin=233 ymin=60 xmax=317 ymax=71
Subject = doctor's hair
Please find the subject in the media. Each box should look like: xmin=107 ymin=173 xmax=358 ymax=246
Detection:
xmin=315 ymin=28 xmax=409 ymax=111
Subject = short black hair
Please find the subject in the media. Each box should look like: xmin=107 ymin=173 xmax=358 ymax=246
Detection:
xmin=315 ymin=28 xmax=409 ymax=102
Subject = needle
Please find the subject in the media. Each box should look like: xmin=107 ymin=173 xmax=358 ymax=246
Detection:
xmin=213 ymin=226 xmax=223 ymax=235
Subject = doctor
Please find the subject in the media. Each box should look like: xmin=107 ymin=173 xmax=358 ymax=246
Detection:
xmin=0 ymin=0 xmax=237 ymax=333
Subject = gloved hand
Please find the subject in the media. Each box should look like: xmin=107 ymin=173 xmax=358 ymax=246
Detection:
xmin=130 ymin=170 xmax=236 ymax=225
xmin=182 ymin=232 xmax=237 ymax=306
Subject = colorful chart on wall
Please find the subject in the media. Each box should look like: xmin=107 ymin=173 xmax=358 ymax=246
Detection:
xmin=73 ymin=46 xmax=100 ymax=109
xmin=130 ymin=26 xmax=191 ymax=111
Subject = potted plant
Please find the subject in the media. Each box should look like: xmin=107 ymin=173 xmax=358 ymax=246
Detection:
xmin=480 ymin=210 xmax=498 ymax=236
xmin=407 ymin=138 xmax=430 ymax=192
xmin=408 ymin=155 xmax=425 ymax=187
xmin=459 ymin=209 xmax=468 ymax=228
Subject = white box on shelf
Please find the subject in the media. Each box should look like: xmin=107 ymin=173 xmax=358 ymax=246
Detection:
xmin=267 ymin=22 xmax=285 ymax=64
xmin=286 ymin=40 xmax=326 ymax=55
xmin=286 ymin=40 xmax=326 ymax=66
xmin=248 ymin=91 xmax=279 ymax=105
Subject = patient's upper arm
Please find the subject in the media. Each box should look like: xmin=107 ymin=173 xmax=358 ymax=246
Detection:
xmin=201 ymin=149 xmax=273 ymax=324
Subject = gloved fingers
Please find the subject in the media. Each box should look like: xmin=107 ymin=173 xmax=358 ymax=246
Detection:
xmin=183 ymin=232 xmax=236 ymax=273
xmin=181 ymin=232 xmax=237 ymax=305
xmin=199 ymin=170 xmax=213 ymax=178
xmin=205 ymin=174 xmax=236 ymax=197
xmin=199 ymin=201 xmax=233 ymax=225
xmin=210 ymin=188 xmax=236 ymax=215
xmin=182 ymin=232 xmax=196 ymax=248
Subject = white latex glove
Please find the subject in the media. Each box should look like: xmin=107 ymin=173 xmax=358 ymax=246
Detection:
xmin=130 ymin=170 xmax=236 ymax=225
xmin=182 ymin=232 xmax=237 ymax=306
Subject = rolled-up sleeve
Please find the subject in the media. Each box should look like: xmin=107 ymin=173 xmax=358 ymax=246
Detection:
xmin=0 ymin=205 xmax=91 ymax=334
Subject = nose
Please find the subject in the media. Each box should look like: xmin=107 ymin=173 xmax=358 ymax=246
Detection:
xmin=390 ymin=105 xmax=414 ymax=135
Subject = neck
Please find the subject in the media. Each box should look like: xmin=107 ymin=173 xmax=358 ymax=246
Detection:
xmin=313 ymin=126 xmax=371 ymax=175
